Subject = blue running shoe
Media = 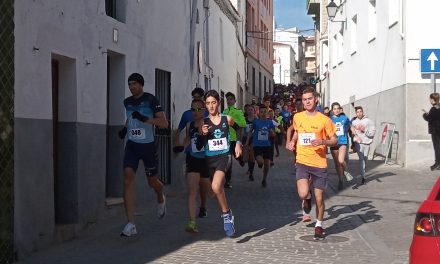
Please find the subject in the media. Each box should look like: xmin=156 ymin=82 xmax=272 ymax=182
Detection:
xmin=222 ymin=210 xmax=235 ymax=237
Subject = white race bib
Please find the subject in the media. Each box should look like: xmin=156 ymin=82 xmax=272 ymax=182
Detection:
xmin=335 ymin=122 xmax=344 ymax=136
xmin=298 ymin=133 xmax=316 ymax=146
xmin=129 ymin=128 xmax=146 ymax=140
xmin=208 ymin=137 xmax=228 ymax=151
xmin=191 ymin=138 xmax=204 ymax=152
xmin=257 ymin=130 xmax=269 ymax=141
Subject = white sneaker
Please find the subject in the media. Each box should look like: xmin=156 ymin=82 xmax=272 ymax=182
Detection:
xmin=121 ymin=222 xmax=137 ymax=237
xmin=344 ymin=171 xmax=354 ymax=182
xmin=157 ymin=195 xmax=167 ymax=219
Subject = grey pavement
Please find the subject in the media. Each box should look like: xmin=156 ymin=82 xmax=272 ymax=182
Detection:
xmin=16 ymin=146 xmax=438 ymax=264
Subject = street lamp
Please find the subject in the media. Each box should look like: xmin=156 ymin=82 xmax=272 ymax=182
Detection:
xmin=326 ymin=0 xmax=346 ymax=23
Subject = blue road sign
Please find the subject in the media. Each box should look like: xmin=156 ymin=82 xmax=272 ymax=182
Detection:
xmin=421 ymin=49 xmax=440 ymax=74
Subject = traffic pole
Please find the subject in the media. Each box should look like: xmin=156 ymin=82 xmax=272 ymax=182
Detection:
xmin=432 ymin=73 xmax=437 ymax=93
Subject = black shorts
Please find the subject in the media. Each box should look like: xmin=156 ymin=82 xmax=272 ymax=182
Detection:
xmin=206 ymin=154 xmax=231 ymax=177
xmin=186 ymin=154 xmax=209 ymax=178
xmin=330 ymin=144 xmax=347 ymax=151
xmin=123 ymin=140 xmax=158 ymax=177
xmin=253 ymin=146 xmax=273 ymax=160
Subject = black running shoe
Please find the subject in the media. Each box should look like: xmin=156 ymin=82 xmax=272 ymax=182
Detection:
xmin=224 ymin=183 xmax=232 ymax=189
xmin=249 ymin=174 xmax=254 ymax=181
xmin=361 ymin=177 xmax=366 ymax=185
xmin=338 ymin=180 xmax=343 ymax=190
xmin=314 ymin=226 xmax=326 ymax=240
xmin=302 ymin=197 xmax=312 ymax=214
xmin=198 ymin=207 xmax=207 ymax=218
xmin=262 ymin=180 xmax=267 ymax=187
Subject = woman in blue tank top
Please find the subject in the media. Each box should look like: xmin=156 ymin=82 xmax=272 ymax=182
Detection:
xmin=329 ymin=102 xmax=356 ymax=190
xmin=196 ymin=90 xmax=242 ymax=237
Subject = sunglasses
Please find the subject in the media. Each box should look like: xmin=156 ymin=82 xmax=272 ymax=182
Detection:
xmin=191 ymin=107 xmax=205 ymax=112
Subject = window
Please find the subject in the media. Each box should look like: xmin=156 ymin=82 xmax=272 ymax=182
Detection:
xmin=252 ymin=67 xmax=256 ymax=95
xmin=388 ymin=0 xmax=399 ymax=27
xmin=105 ymin=0 xmax=127 ymax=23
xmin=337 ymin=29 xmax=344 ymax=63
xmin=368 ymin=0 xmax=376 ymax=42
xmin=332 ymin=34 xmax=338 ymax=68
xmin=220 ymin=18 xmax=224 ymax=60
xmin=350 ymin=15 xmax=357 ymax=54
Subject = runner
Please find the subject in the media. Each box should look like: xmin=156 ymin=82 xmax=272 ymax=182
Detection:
xmin=246 ymin=105 xmax=276 ymax=187
xmin=196 ymin=90 xmax=242 ymax=237
xmin=352 ymin=106 xmax=376 ymax=184
xmin=329 ymin=102 xmax=355 ymax=190
xmin=119 ymin=73 xmax=169 ymax=237
xmin=286 ymin=87 xmax=337 ymax=240
xmin=182 ymin=99 xmax=212 ymax=233
xmin=223 ymin=92 xmax=246 ymax=189
xmin=242 ymin=104 xmax=256 ymax=181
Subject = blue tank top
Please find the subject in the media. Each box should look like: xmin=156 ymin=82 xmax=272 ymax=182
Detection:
xmin=203 ymin=115 xmax=230 ymax=157
xmin=188 ymin=121 xmax=205 ymax=159
xmin=252 ymin=119 xmax=275 ymax=147
xmin=330 ymin=114 xmax=351 ymax=145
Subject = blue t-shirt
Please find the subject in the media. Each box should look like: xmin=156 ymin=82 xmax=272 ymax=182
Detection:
xmin=330 ymin=114 xmax=351 ymax=145
xmin=124 ymin=92 xmax=162 ymax=144
xmin=252 ymin=119 xmax=275 ymax=147
xmin=281 ymin=110 xmax=292 ymax=124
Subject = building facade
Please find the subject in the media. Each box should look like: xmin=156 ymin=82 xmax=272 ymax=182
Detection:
xmin=10 ymin=0 xmax=245 ymax=260
xmin=246 ymin=0 xmax=274 ymax=102
xmin=273 ymin=42 xmax=296 ymax=85
xmin=307 ymin=0 xmax=440 ymax=166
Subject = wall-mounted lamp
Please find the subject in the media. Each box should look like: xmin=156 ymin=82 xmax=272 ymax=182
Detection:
xmin=32 ymin=46 xmax=39 ymax=51
xmin=326 ymin=0 xmax=346 ymax=23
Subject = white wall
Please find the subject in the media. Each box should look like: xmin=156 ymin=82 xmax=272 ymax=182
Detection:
xmin=15 ymin=0 xmax=192 ymax=127
xmin=273 ymin=45 xmax=295 ymax=85
xmin=328 ymin=0 xmax=406 ymax=106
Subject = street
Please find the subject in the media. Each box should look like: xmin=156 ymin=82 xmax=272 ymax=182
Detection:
xmin=17 ymin=148 xmax=438 ymax=264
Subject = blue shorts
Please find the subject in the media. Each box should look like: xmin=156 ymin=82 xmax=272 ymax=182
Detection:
xmin=296 ymin=163 xmax=328 ymax=190
xmin=123 ymin=140 xmax=158 ymax=177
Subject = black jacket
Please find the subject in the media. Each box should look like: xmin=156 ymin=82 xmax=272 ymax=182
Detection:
xmin=423 ymin=106 xmax=440 ymax=134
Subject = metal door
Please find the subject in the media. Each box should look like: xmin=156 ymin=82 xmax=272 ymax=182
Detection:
xmin=154 ymin=69 xmax=171 ymax=184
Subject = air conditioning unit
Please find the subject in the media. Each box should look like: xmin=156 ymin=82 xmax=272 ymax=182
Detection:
xmin=203 ymin=0 xmax=209 ymax=9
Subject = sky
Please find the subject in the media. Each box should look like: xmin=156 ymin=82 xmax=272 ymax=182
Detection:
xmin=273 ymin=0 xmax=315 ymax=35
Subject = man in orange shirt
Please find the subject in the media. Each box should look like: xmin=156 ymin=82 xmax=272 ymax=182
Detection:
xmin=286 ymin=87 xmax=337 ymax=240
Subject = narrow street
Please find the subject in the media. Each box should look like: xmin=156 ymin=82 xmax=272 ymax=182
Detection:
xmin=17 ymin=147 xmax=437 ymax=264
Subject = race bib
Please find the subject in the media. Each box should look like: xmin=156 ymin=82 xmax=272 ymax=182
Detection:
xmin=298 ymin=133 xmax=316 ymax=146
xmin=335 ymin=122 xmax=344 ymax=136
xmin=129 ymin=128 xmax=146 ymax=140
xmin=257 ymin=130 xmax=269 ymax=141
xmin=191 ymin=138 xmax=204 ymax=152
xmin=208 ymin=137 xmax=228 ymax=151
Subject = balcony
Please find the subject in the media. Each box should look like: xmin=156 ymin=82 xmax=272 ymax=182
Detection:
xmin=307 ymin=0 xmax=320 ymax=16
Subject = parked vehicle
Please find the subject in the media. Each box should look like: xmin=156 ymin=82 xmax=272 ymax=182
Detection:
xmin=409 ymin=176 xmax=440 ymax=263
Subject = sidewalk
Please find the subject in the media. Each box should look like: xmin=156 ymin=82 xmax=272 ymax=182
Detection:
xmin=16 ymin=147 xmax=438 ymax=264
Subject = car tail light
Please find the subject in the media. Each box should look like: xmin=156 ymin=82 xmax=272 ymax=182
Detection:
xmin=414 ymin=213 xmax=440 ymax=236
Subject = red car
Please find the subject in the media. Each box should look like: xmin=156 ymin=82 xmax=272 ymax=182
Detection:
xmin=410 ymin=176 xmax=440 ymax=263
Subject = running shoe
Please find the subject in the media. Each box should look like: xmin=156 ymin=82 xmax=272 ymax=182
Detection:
xmin=222 ymin=210 xmax=235 ymax=237
xmin=302 ymin=214 xmax=312 ymax=222
xmin=224 ymin=183 xmax=232 ymax=189
xmin=344 ymin=171 xmax=354 ymax=182
xmin=314 ymin=226 xmax=326 ymax=240
xmin=302 ymin=196 xmax=312 ymax=214
xmin=338 ymin=180 xmax=343 ymax=190
xmin=157 ymin=194 xmax=167 ymax=219
xmin=198 ymin=207 xmax=208 ymax=218
xmin=185 ymin=220 xmax=199 ymax=233
xmin=249 ymin=174 xmax=254 ymax=181
xmin=361 ymin=177 xmax=366 ymax=185
xmin=120 ymin=222 xmax=137 ymax=237
xmin=262 ymin=180 xmax=267 ymax=187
